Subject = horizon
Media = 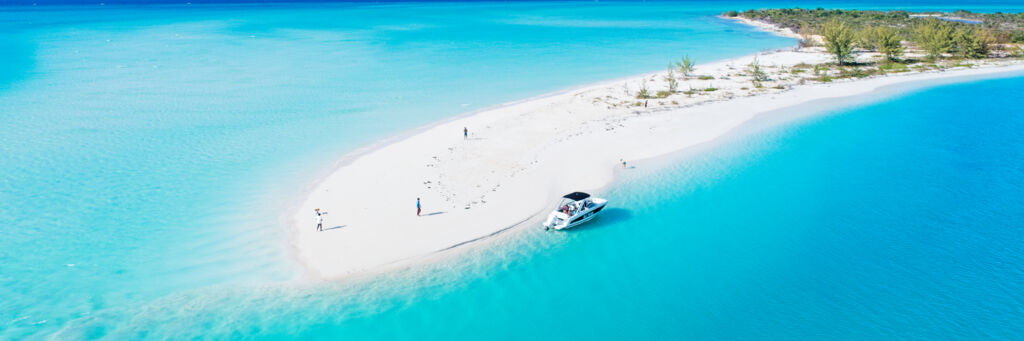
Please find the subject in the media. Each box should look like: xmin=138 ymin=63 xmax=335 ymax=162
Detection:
xmin=5 ymin=0 xmax=1024 ymax=8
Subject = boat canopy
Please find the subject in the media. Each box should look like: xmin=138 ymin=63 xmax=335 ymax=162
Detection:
xmin=562 ymin=192 xmax=590 ymax=201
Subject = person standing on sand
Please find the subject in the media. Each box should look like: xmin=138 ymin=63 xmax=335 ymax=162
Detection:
xmin=621 ymin=159 xmax=627 ymax=168
xmin=463 ymin=127 xmax=468 ymax=139
xmin=314 ymin=208 xmax=327 ymax=232
xmin=417 ymin=198 xmax=422 ymax=216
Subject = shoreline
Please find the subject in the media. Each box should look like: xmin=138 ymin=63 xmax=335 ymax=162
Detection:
xmin=288 ymin=20 xmax=1024 ymax=280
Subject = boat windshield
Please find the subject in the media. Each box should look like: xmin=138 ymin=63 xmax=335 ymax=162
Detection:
xmin=555 ymin=198 xmax=590 ymax=216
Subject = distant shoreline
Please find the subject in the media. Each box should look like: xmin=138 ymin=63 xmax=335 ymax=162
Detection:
xmin=289 ymin=17 xmax=1024 ymax=280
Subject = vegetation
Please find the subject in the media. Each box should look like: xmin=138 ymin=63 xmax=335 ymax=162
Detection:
xmin=797 ymin=23 xmax=817 ymax=47
xmin=637 ymin=79 xmax=650 ymax=99
xmin=953 ymin=26 xmax=994 ymax=58
xmin=862 ymin=26 xmax=904 ymax=62
xmin=617 ymin=9 xmax=1021 ymax=108
xmin=666 ymin=65 xmax=678 ymax=93
xmin=878 ymin=62 xmax=911 ymax=73
xmin=916 ymin=18 xmax=956 ymax=59
xmin=747 ymin=57 xmax=769 ymax=87
xmin=732 ymin=8 xmax=1024 ymax=63
xmin=735 ymin=8 xmax=1024 ymax=44
xmin=821 ymin=19 xmax=856 ymax=65
xmin=676 ymin=55 xmax=696 ymax=77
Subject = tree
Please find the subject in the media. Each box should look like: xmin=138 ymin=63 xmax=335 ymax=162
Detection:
xmin=797 ymin=23 xmax=817 ymax=47
xmin=676 ymin=55 xmax=696 ymax=77
xmin=857 ymin=28 xmax=878 ymax=51
xmin=863 ymin=26 xmax=904 ymax=62
xmin=666 ymin=65 xmax=678 ymax=93
xmin=915 ymin=18 xmax=955 ymax=59
xmin=953 ymin=26 xmax=994 ymax=58
xmin=821 ymin=18 xmax=856 ymax=65
xmin=747 ymin=57 xmax=768 ymax=87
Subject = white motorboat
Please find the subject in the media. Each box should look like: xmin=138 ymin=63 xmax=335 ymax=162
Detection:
xmin=542 ymin=192 xmax=608 ymax=230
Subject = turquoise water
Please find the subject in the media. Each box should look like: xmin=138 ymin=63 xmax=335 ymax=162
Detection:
xmin=2 ymin=1 xmax=1024 ymax=339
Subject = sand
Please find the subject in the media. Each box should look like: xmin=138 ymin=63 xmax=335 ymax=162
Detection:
xmin=290 ymin=21 xmax=1024 ymax=279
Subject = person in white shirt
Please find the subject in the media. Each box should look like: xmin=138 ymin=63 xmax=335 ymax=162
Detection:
xmin=315 ymin=208 xmax=327 ymax=232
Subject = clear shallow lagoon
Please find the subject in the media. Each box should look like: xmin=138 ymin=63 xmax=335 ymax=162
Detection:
xmin=1 ymin=1 xmax=1023 ymax=339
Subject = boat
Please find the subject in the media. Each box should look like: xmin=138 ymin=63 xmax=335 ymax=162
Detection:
xmin=542 ymin=192 xmax=608 ymax=230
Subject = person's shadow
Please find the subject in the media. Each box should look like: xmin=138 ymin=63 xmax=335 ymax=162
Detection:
xmin=324 ymin=225 xmax=346 ymax=231
xmin=423 ymin=211 xmax=446 ymax=216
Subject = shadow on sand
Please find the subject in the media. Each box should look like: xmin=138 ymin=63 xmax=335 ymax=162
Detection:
xmin=324 ymin=225 xmax=346 ymax=231
xmin=422 ymin=211 xmax=446 ymax=216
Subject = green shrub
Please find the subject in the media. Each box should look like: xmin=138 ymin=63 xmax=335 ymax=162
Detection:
xmin=676 ymin=55 xmax=696 ymax=77
xmin=857 ymin=28 xmax=878 ymax=51
xmin=953 ymin=26 xmax=994 ymax=58
xmin=821 ymin=18 xmax=856 ymax=65
xmin=879 ymin=62 xmax=910 ymax=72
xmin=665 ymin=65 xmax=678 ymax=92
xmin=698 ymin=75 xmax=715 ymax=80
xmin=862 ymin=26 xmax=904 ymax=62
xmin=725 ymin=10 xmax=739 ymax=17
xmin=655 ymin=90 xmax=672 ymax=98
xmin=637 ymin=79 xmax=650 ymax=99
xmin=915 ymin=18 xmax=955 ymax=59
xmin=798 ymin=23 xmax=818 ymax=47
xmin=747 ymin=57 xmax=769 ymax=87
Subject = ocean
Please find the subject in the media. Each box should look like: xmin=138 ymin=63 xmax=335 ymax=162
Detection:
xmin=1 ymin=1 xmax=1023 ymax=339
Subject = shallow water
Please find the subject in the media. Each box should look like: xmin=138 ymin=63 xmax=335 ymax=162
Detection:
xmin=2 ymin=1 xmax=1024 ymax=339
xmin=2 ymin=2 xmax=796 ymax=337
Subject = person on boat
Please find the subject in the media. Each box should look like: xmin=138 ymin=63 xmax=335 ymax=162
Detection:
xmin=314 ymin=208 xmax=327 ymax=232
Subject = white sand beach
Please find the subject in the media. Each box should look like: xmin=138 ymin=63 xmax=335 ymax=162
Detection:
xmin=291 ymin=21 xmax=1024 ymax=279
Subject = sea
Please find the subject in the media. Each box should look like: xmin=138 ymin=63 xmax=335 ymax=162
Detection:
xmin=1 ymin=1 xmax=1023 ymax=339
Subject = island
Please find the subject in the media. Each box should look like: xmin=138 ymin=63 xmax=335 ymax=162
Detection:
xmin=291 ymin=8 xmax=1024 ymax=279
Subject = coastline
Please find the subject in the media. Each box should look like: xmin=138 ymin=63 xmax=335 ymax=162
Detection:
xmin=289 ymin=20 xmax=1024 ymax=280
